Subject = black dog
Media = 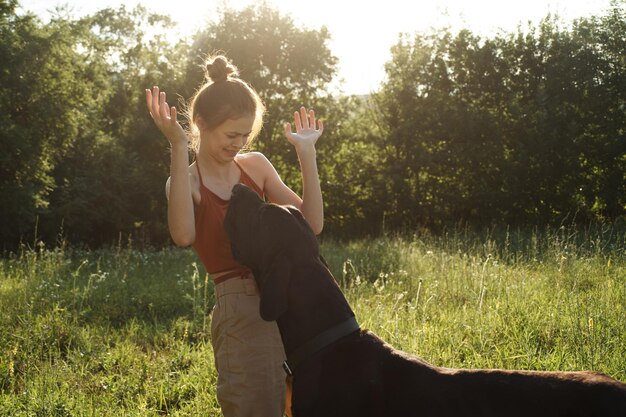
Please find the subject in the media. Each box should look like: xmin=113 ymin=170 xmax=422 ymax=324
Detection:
xmin=224 ymin=183 xmax=626 ymax=417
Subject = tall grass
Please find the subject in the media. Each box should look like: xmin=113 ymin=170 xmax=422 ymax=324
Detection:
xmin=1 ymin=224 xmax=624 ymax=416
xmin=323 ymin=224 xmax=625 ymax=374
xmin=0 ymin=240 xmax=219 ymax=416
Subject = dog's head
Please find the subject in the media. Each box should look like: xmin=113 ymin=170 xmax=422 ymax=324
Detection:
xmin=224 ymin=183 xmax=319 ymax=320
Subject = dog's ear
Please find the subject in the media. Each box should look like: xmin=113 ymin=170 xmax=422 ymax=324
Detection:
xmin=286 ymin=206 xmax=319 ymax=251
xmin=286 ymin=206 xmax=310 ymax=231
xmin=259 ymin=251 xmax=291 ymax=321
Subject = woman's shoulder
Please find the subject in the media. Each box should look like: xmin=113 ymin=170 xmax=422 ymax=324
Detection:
xmin=236 ymin=151 xmax=273 ymax=171
xmin=236 ymin=151 xmax=269 ymax=163
xmin=236 ymin=152 xmax=276 ymax=191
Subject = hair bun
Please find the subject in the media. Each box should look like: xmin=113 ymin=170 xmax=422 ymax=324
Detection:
xmin=205 ymin=55 xmax=238 ymax=82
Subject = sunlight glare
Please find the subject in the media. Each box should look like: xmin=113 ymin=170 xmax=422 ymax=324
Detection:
xmin=20 ymin=0 xmax=615 ymax=95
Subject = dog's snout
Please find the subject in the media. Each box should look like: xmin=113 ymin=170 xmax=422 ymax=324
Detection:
xmin=231 ymin=183 xmax=243 ymax=196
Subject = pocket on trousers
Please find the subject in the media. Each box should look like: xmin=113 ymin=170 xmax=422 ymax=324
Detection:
xmin=235 ymin=292 xmax=284 ymax=348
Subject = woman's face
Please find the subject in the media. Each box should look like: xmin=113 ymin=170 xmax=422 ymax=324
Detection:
xmin=200 ymin=114 xmax=256 ymax=161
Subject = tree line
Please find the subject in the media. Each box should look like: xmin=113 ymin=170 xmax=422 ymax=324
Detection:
xmin=1 ymin=0 xmax=624 ymax=249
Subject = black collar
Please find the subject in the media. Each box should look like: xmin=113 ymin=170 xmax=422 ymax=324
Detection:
xmin=282 ymin=316 xmax=360 ymax=376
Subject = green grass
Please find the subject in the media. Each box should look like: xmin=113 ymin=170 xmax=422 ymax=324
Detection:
xmin=1 ymin=225 xmax=625 ymax=416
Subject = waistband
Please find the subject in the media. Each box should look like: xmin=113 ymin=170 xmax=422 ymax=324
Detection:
xmin=213 ymin=269 xmax=253 ymax=285
xmin=215 ymin=273 xmax=259 ymax=298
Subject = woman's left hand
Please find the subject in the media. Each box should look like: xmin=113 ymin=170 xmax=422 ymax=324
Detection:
xmin=284 ymin=106 xmax=324 ymax=152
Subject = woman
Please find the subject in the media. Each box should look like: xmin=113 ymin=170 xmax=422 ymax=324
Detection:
xmin=146 ymin=54 xmax=324 ymax=416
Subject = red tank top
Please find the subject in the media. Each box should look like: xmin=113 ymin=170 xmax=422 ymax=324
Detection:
xmin=192 ymin=158 xmax=264 ymax=278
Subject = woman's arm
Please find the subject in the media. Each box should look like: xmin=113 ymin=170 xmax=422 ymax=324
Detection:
xmin=262 ymin=107 xmax=324 ymax=234
xmin=291 ymin=144 xmax=323 ymax=235
xmin=146 ymin=86 xmax=196 ymax=246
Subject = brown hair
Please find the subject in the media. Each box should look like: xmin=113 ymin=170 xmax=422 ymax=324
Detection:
xmin=187 ymin=54 xmax=265 ymax=152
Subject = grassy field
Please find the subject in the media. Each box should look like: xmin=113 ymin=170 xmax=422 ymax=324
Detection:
xmin=1 ymin=225 xmax=625 ymax=416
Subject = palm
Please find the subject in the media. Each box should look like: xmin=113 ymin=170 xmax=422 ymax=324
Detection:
xmin=284 ymin=107 xmax=323 ymax=149
xmin=288 ymin=127 xmax=321 ymax=145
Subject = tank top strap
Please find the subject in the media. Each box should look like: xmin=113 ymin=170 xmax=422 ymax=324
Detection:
xmin=233 ymin=158 xmax=263 ymax=196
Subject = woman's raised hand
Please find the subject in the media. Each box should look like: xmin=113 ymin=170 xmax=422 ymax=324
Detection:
xmin=146 ymin=86 xmax=187 ymax=146
xmin=284 ymin=106 xmax=324 ymax=152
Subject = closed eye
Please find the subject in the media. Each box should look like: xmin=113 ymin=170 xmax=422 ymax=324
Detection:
xmin=227 ymin=132 xmax=252 ymax=139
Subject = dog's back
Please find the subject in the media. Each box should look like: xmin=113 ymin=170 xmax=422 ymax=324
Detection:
xmin=291 ymin=330 xmax=626 ymax=417
xmin=359 ymin=331 xmax=626 ymax=417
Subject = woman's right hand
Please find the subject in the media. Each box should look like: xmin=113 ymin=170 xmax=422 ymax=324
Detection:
xmin=146 ymin=86 xmax=187 ymax=146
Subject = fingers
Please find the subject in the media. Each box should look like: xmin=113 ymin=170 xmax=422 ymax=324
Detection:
xmin=293 ymin=107 xmax=322 ymax=132
xmin=146 ymin=85 xmax=179 ymax=126
xmin=309 ymin=109 xmax=316 ymax=131
xmin=283 ymin=122 xmax=293 ymax=138
xmin=160 ymin=94 xmax=170 ymax=119
xmin=300 ymin=107 xmax=309 ymax=129
xmin=145 ymin=89 xmax=153 ymax=115
xmin=152 ymin=86 xmax=160 ymax=116
xmin=160 ymin=91 xmax=167 ymax=116
xmin=146 ymin=87 xmax=160 ymax=117
xmin=294 ymin=111 xmax=302 ymax=132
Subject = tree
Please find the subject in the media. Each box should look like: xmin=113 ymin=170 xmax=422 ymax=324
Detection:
xmin=46 ymin=5 xmax=188 ymax=246
xmin=0 ymin=3 xmax=188 ymax=248
xmin=4 ymin=1 xmax=623 ymax=247
xmin=0 ymin=2 xmax=98 ymax=247
xmin=375 ymin=28 xmax=509 ymax=229
xmin=498 ymin=5 xmax=625 ymax=223
xmin=578 ymin=2 xmax=626 ymax=220
xmin=374 ymin=2 xmax=625 ymax=230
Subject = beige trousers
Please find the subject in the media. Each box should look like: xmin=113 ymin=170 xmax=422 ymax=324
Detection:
xmin=211 ymin=276 xmax=286 ymax=417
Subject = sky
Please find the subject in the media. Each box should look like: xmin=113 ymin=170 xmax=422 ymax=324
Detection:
xmin=18 ymin=0 xmax=616 ymax=95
